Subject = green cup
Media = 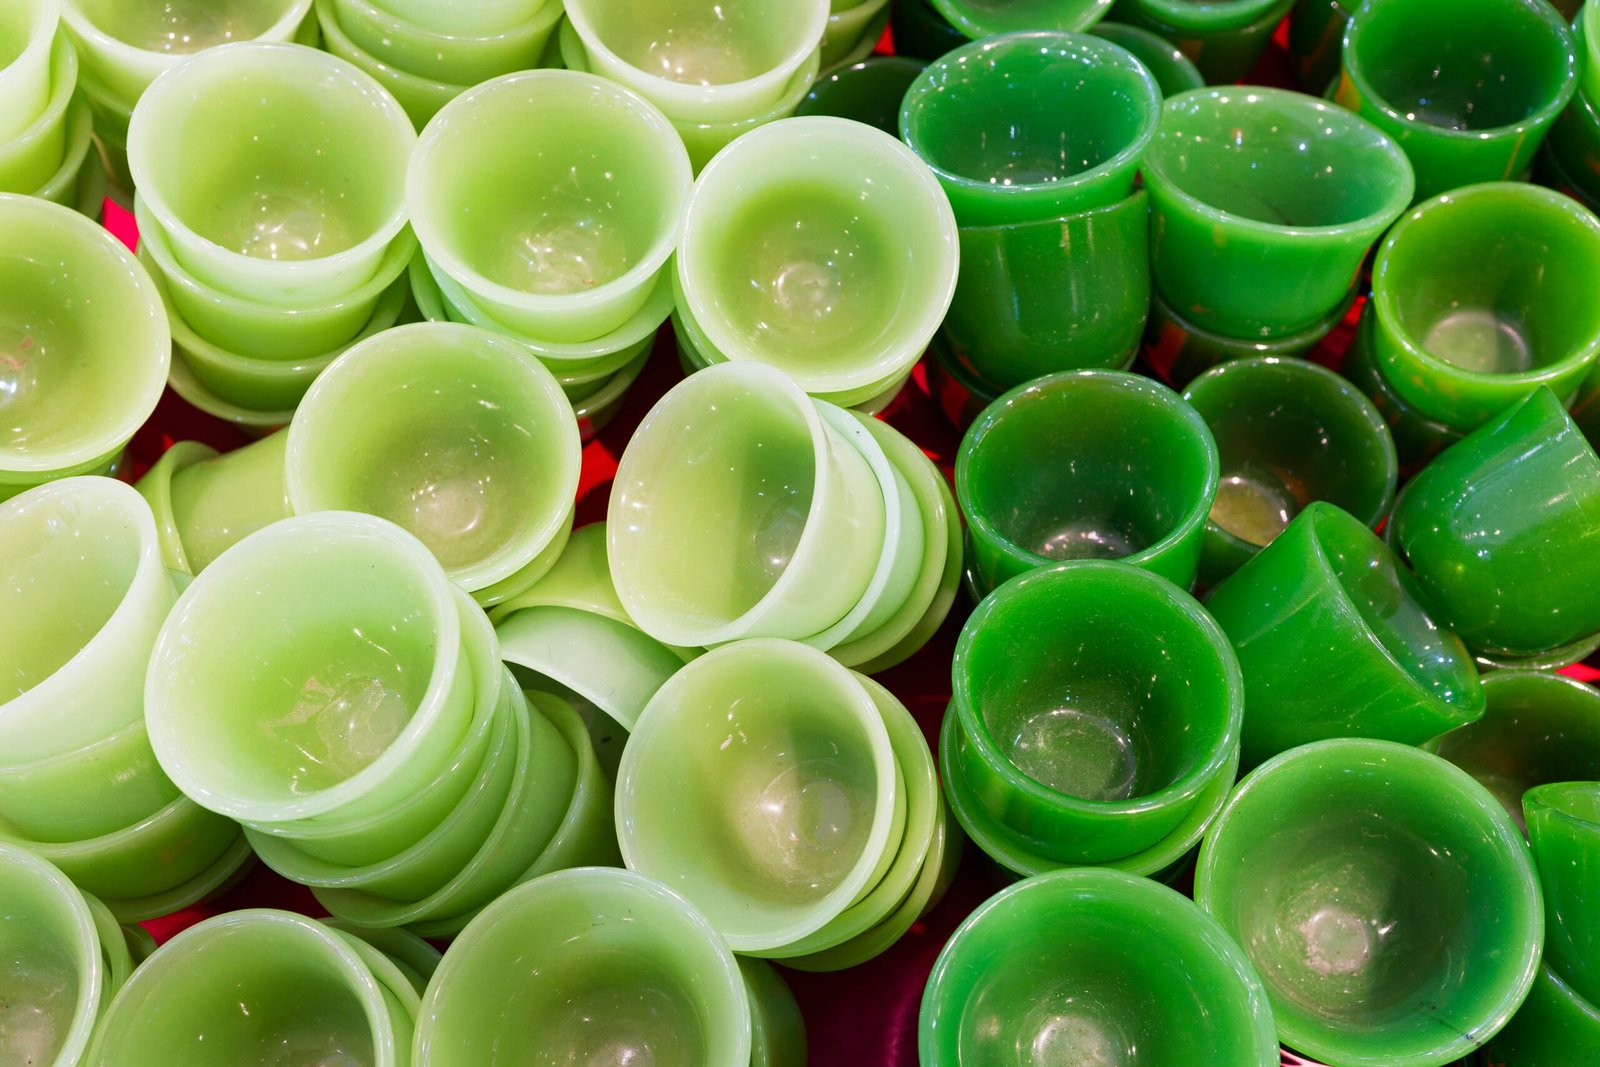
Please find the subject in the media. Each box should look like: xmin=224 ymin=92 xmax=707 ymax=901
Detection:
xmin=742 ymin=958 xmax=807 ymax=1067
xmin=1204 ymin=503 xmax=1483 ymax=767
xmin=0 ymin=844 xmax=105 ymax=1067
xmin=1388 ymin=387 xmax=1600 ymax=663
xmin=1194 ymin=739 xmax=1543 ymax=1067
xmin=1090 ymin=20 xmax=1204 ymax=96
xmin=956 ymin=370 xmax=1219 ymax=595
xmin=0 ymin=30 xmax=75 ymax=194
xmin=134 ymin=435 xmax=290 ymax=576
xmin=1110 ymin=0 xmax=1296 ymax=84
xmin=1370 ymin=182 xmax=1600 ymax=431
xmin=1287 ymin=0 xmax=1351 ymax=95
xmin=1338 ymin=300 xmax=1466 ymax=474
xmin=822 ymin=0 xmax=890 ymax=66
xmin=928 ymin=0 xmax=1113 ymax=37
xmin=898 ymin=31 xmax=1161 ymax=227
xmin=166 ymin=347 xmax=299 ymax=436
xmin=0 ymin=195 xmax=167 ymax=498
xmin=1544 ymin=61 xmax=1600 ymax=208
xmin=324 ymin=920 xmax=442 ymax=995
xmin=0 ymin=717 xmax=177 ymax=845
xmin=1481 ymin=964 xmax=1600 ymax=1067
xmin=1524 ymin=781 xmax=1600 ymax=1011
xmin=313 ymin=0 xmax=470 ymax=128
xmin=333 ymin=0 xmax=561 ymax=86
xmin=1141 ymin=86 xmax=1414 ymax=341
xmin=1143 ymin=281 xmax=1358 ymax=390
xmin=941 ymin=191 xmax=1149 ymax=393
xmin=1183 ymin=356 xmax=1398 ymax=586
xmin=1336 ymin=0 xmax=1578 ymax=201
xmin=920 ymin=868 xmax=1279 ymax=1067
xmin=371 ymin=0 xmax=549 ymax=36
xmin=414 ymin=868 xmax=751 ymax=1066
xmin=890 ymin=0 xmax=966 ymax=60
xmin=616 ymin=639 xmax=900 ymax=953
xmin=795 ymin=55 xmax=926 ymax=134
xmin=36 ymin=89 xmax=103 ymax=218
xmin=0 ymin=0 xmax=60 ymax=143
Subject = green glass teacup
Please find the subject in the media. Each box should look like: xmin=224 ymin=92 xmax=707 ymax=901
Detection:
xmin=0 ymin=716 xmax=176 ymax=844
xmin=372 ymin=0 xmax=550 ymax=36
xmin=1524 ymin=781 xmax=1600 ymax=1011
xmin=890 ymin=0 xmax=966 ymax=60
xmin=1144 ymin=281 xmax=1357 ymax=390
xmin=0 ymin=30 xmax=75 ymax=194
xmin=795 ymin=55 xmax=927 ymax=134
xmin=1089 ymin=21 xmax=1203 ymax=97
xmin=742 ymin=958 xmax=807 ymax=1066
xmin=333 ymin=0 xmax=561 ymax=86
xmin=0 ymin=0 xmax=61 ymax=143
xmin=497 ymin=606 xmax=684 ymax=732
xmin=1110 ymin=0 xmax=1296 ymax=84
xmin=313 ymin=0 xmax=469 ymax=128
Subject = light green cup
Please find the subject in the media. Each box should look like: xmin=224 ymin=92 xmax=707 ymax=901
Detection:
xmin=333 ymin=0 xmax=562 ymax=86
xmin=0 ymin=194 xmax=167 ymax=499
xmin=133 ymin=435 xmax=291 ymax=576
xmin=0 ymin=844 xmax=105 ymax=1067
xmin=742 ymin=958 xmax=807 ymax=1066
xmin=36 ymin=88 xmax=104 ymax=217
xmin=0 ymin=0 xmax=62 ymax=142
xmin=372 ymin=0 xmax=550 ymax=36
xmin=127 ymin=42 xmax=416 ymax=305
xmin=0 ymin=30 xmax=75 ymax=194
xmin=0 ymin=716 xmax=176 ymax=845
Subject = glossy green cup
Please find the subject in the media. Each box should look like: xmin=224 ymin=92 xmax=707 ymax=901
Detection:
xmin=1370 ymin=182 xmax=1600 ymax=431
xmin=1110 ymin=0 xmax=1295 ymax=84
xmin=333 ymin=0 xmax=561 ymax=85
xmin=0 ymin=31 xmax=75 ymax=194
xmin=371 ymin=0 xmax=550 ymax=36
xmin=821 ymin=0 xmax=890 ymax=66
xmin=956 ymin=370 xmax=1219 ymax=595
xmin=497 ymin=605 xmax=683 ymax=731
xmin=1205 ymin=503 xmax=1483 ymax=767
xmin=1090 ymin=20 xmax=1203 ymax=96
xmin=1544 ymin=68 xmax=1600 ymax=208
xmin=1195 ymin=739 xmax=1542 ymax=1067
xmin=1336 ymin=0 xmax=1578 ymax=201
xmin=742 ymin=958 xmax=807 ymax=1067
xmin=130 ymin=442 xmax=230 ymax=567
xmin=0 ymin=0 xmax=61 ymax=143
xmin=1481 ymin=964 xmax=1600 ymax=1066
xmin=796 ymin=56 xmax=925 ymax=134
xmin=414 ymin=868 xmax=752 ymax=1067
xmin=0 ymin=844 xmax=104 ymax=1067
xmin=929 ymin=0 xmax=1113 ymax=36
xmin=1389 ymin=387 xmax=1600 ymax=663
xmin=1183 ymin=356 xmax=1397 ymax=586
xmin=1287 ymin=0 xmax=1351 ymax=95
xmin=921 ymin=868 xmax=1279 ymax=1067
xmin=1524 ymin=781 xmax=1600 ymax=1011
xmin=1142 ymin=86 xmax=1414 ymax=341
xmin=1144 ymin=282 xmax=1357 ymax=390
xmin=1338 ymin=301 xmax=1466 ymax=474
xmin=324 ymin=920 xmax=441 ymax=995
xmin=899 ymin=31 xmax=1161 ymax=227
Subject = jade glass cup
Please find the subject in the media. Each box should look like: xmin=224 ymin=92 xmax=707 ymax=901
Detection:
xmin=1183 ymin=357 xmax=1398 ymax=586
xmin=891 ymin=0 xmax=966 ymax=61
xmin=145 ymin=512 xmax=474 ymax=826
xmin=795 ymin=56 xmax=927 ymax=134
xmin=1370 ymin=182 xmax=1600 ymax=430
xmin=1525 ymin=783 xmax=1600 ymax=1020
xmin=1205 ymin=503 xmax=1483 ymax=767
xmin=0 ymin=845 xmax=103 ymax=1067
xmin=1089 ymin=21 xmax=1204 ymax=97
xmin=1337 ymin=0 xmax=1578 ymax=201
xmin=286 ymin=323 xmax=582 ymax=604
xmin=415 ymin=868 xmax=752 ymax=1066
xmin=608 ymin=362 xmax=886 ymax=647
xmin=0 ymin=29 xmax=75 ymax=194
xmin=1482 ymin=964 xmax=1600 ymax=1067
xmin=1112 ymin=0 xmax=1296 ymax=84
xmin=942 ymin=191 xmax=1149 ymax=393
xmin=950 ymin=560 xmax=1243 ymax=863
xmin=332 ymin=0 xmax=562 ymax=86
xmin=676 ymin=116 xmax=958 ymax=402
xmin=408 ymin=70 xmax=691 ymax=343
xmin=1389 ymin=387 xmax=1600 ymax=663
xmin=87 ymin=911 xmax=404 ymax=1067
xmin=956 ymin=370 xmax=1219 ymax=595
xmin=928 ymin=0 xmax=1114 ymax=37
xmin=371 ymin=0 xmax=546 ymax=36
xmin=312 ymin=0 xmax=469 ymax=129
xmin=1339 ymin=301 xmax=1467 ymax=474
xmin=920 ymin=868 xmax=1279 ymax=1067
xmin=899 ymin=32 xmax=1162 ymax=226
xmin=1142 ymin=87 xmax=1414 ymax=341
xmin=0 ymin=0 xmax=60 ymax=143
xmin=616 ymin=640 xmax=899 ymax=953
xmin=144 ymin=434 xmax=292 ymax=575
xmin=0 ymin=195 xmax=167 ymax=498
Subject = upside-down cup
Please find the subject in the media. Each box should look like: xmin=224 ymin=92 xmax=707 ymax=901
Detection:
xmin=0 ymin=195 xmax=167 ymax=499
xmin=286 ymin=323 xmax=582 ymax=606
xmin=1183 ymin=356 xmax=1397 ymax=586
xmin=1090 ymin=20 xmax=1204 ymax=96
xmin=0 ymin=30 xmax=75 ymax=193
xmin=796 ymin=56 xmax=927 ymax=133
xmin=414 ymin=868 xmax=751 ymax=1066
xmin=921 ymin=868 xmax=1279 ymax=1067
xmin=1205 ymin=503 xmax=1483 ymax=767
xmin=1142 ymin=86 xmax=1414 ymax=341
xmin=0 ymin=844 xmax=104 ymax=1067
xmin=1195 ymin=739 xmax=1543 ymax=1067
xmin=333 ymin=0 xmax=561 ymax=86
xmin=899 ymin=31 xmax=1161 ymax=227
xmin=408 ymin=70 xmax=690 ymax=343
xmin=1389 ymin=387 xmax=1600 ymax=664
xmin=1337 ymin=0 xmax=1578 ymax=201
xmin=126 ymin=42 xmax=416 ymax=305
xmin=956 ymin=370 xmax=1219 ymax=595
xmin=1524 ymin=782 xmax=1600 ymax=1011
xmin=1370 ymin=182 xmax=1600 ymax=431
xmin=1482 ymin=964 xmax=1600 ymax=1067
xmin=0 ymin=0 xmax=59 ymax=144
xmin=616 ymin=640 xmax=900 ymax=953
xmin=1112 ymin=0 xmax=1296 ymax=84
xmin=145 ymin=512 xmax=476 ymax=826
xmin=609 ymin=363 xmax=886 ymax=647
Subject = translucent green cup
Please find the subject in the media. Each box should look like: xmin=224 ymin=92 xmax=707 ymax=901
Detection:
xmin=608 ymin=362 xmax=886 ymax=647
xmin=1194 ymin=739 xmax=1543 ymax=1067
xmin=616 ymin=640 xmax=901 ymax=953
xmin=1336 ymin=0 xmax=1578 ymax=201
xmin=0 ymin=30 xmax=75 ymax=194
xmin=1183 ymin=356 xmax=1397 ymax=586
xmin=1147 ymin=282 xmax=1358 ymax=392
xmin=921 ymin=868 xmax=1279 ymax=1067
xmin=1142 ymin=87 xmax=1413 ymax=341
xmin=1389 ymin=387 xmax=1600 ymax=664
xmin=1545 ymin=53 xmax=1600 ymax=209
xmin=87 ymin=910 xmax=407 ymax=1067
xmin=928 ymin=0 xmax=1112 ymax=37
xmin=899 ymin=31 xmax=1162 ymax=227
xmin=0 ymin=717 xmax=177 ymax=845
xmin=333 ymin=0 xmax=561 ymax=85
xmin=0 ymin=195 xmax=167 ymax=498
xmin=1111 ymin=0 xmax=1296 ymax=84
xmin=956 ymin=370 xmax=1219 ymax=595
xmin=286 ymin=323 xmax=581 ymax=604
xmin=145 ymin=512 xmax=476 ymax=825
xmin=1370 ymin=183 xmax=1600 ymax=431
xmin=127 ymin=43 xmax=416 ymax=305
xmin=1482 ymin=964 xmax=1600 ymax=1067
xmin=1205 ymin=503 xmax=1483 ymax=767
xmin=0 ymin=844 xmax=105 ymax=1067
xmin=795 ymin=55 xmax=927 ymax=134
xmin=949 ymin=560 xmax=1242 ymax=863
xmin=414 ymin=868 xmax=752 ymax=1066
xmin=1525 ymin=781 xmax=1600 ymax=1011
xmin=1090 ymin=20 xmax=1203 ymax=96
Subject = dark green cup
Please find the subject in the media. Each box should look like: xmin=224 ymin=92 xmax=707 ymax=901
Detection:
xmin=1339 ymin=301 xmax=1466 ymax=474
xmin=795 ymin=56 xmax=927 ymax=135
xmin=1481 ymin=964 xmax=1600 ymax=1067
xmin=1183 ymin=357 xmax=1397 ymax=587
xmin=956 ymin=370 xmax=1219 ymax=595
xmin=1144 ymin=282 xmax=1357 ymax=389
xmin=889 ymin=0 xmax=967 ymax=60
xmin=925 ymin=330 xmax=1000 ymax=433
xmin=1109 ymin=0 xmax=1296 ymax=84
xmin=1287 ymin=0 xmax=1352 ymax=95
xmin=1524 ymin=781 xmax=1600 ymax=1012
xmin=1088 ymin=21 xmax=1204 ymax=97
xmin=1205 ymin=502 xmax=1484 ymax=767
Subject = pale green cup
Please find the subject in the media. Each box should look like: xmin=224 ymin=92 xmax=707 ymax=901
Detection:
xmin=0 ymin=716 xmax=176 ymax=844
xmin=333 ymin=0 xmax=562 ymax=86
xmin=134 ymin=434 xmax=291 ymax=575
xmin=313 ymin=0 xmax=470 ymax=129
xmin=0 ymin=0 xmax=62 ymax=142
xmin=0 ymin=30 xmax=75 ymax=193
xmin=0 ymin=844 xmax=105 ymax=1067
xmin=497 ymin=605 xmax=684 ymax=731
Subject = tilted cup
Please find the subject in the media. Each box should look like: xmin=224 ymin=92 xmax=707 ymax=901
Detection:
xmin=1524 ymin=781 xmax=1600 ymax=1011
xmin=0 ymin=0 xmax=61 ymax=143
xmin=1141 ymin=86 xmax=1414 ymax=341
xmin=928 ymin=0 xmax=1113 ymax=37
xmin=0 ymin=717 xmax=177 ymax=844
xmin=1111 ymin=0 xmax=1296 ymax=85
xmin=1195 ymin=739 xmax=1543 ymax=1067
xmin=0 ymin=30 xmax=76 ymax=194
xmin=142 ymin=433 xmax=292 ymax=576
xmin=0 ymin=844 xmax=104 ymax=1067
xmin=899 ymin=31 xmax=1162 ymax=227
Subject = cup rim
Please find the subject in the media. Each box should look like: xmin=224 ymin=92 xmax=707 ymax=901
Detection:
xmin=1523 ymin=779 xmax=1600 ymax=832
xmin=0 ymin=29 xmax=77 ymax=170
xmin=927 ymin=0 xmax=1114 ymax=38
xmin=0 ymin=842 xmax=103 ymax=1067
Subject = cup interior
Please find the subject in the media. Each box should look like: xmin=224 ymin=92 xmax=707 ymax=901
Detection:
xmin=69 ymin=0 xmax=302 ymax=56
xmin=0 ymin=848 xmax=98 ymax=1067
xmin=571 ymin=0 xmax=817 ymax=86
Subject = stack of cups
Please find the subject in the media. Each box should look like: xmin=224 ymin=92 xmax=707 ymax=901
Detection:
xmin=313 ymin=0 xmax=564 ymax=129
xmin=144 ymin=514 xmax=613 ymax=937
xmin=617 ymin=640 xmax=960 ymax=969
xmin=0 ymin=0 xmax=102 ymax=212
xmin=561 ymin=0 xmax=830 ymax=170
xmin=126 ymin=44 xmax=417 ymax=432
xmin=608 ymin=363 xmax=962 ymax=671
xmin=0 ymin=479 xmax=248 ymax=922
xmin=899 ymin=32 xmax=1160 ymax=395
xmin=673 ymin=116 xmax=959 ymax=414
xmin=408 ymin=71 xmax=690 ymax=424
xmin=1110 ymin=0 xmax=1296 ymax=83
